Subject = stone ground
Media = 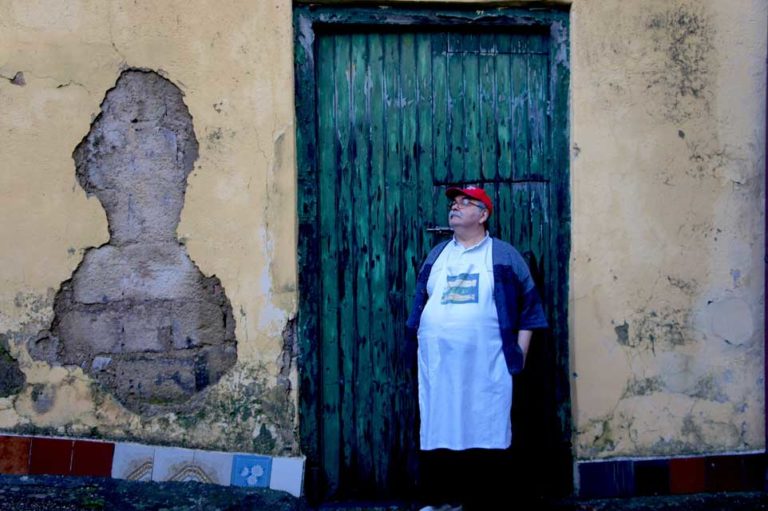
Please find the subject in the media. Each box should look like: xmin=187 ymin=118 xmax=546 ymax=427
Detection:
xmin=1 ymin=475 xmax=767 ymax=511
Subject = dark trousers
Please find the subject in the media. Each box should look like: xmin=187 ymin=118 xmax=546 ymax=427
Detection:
xmin=418 ymin=447 xmax=512 ymax=510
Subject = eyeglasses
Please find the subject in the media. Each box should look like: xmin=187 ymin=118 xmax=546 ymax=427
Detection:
xmin=448 ymin=197 xmax=486 ymax=210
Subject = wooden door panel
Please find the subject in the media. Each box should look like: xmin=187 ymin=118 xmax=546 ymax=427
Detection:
xmin=297 ymin=8 xmax=571 ymax=501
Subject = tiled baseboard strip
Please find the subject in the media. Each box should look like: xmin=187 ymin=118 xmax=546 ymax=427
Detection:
xmin=577 ymin=452 xmax=766 ymax=498
xmin=0 ymin=434 xmax=304 ymax=497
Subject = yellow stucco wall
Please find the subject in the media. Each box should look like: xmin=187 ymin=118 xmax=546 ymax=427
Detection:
xmin=0 ymin=0 xmax=299 ymax=453
xmin=570 ymin=0 xmax=766 ymax=459
xmin=0 ymin=0 xmax=765 ymax=463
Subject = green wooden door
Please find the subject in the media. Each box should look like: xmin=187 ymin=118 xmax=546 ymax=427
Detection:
xmin=295 ymin=7 xmax=570 ymax=503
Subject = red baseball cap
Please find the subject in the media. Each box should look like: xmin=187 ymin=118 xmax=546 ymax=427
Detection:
xmin=446 ymin=186 xmax=493 ymax=216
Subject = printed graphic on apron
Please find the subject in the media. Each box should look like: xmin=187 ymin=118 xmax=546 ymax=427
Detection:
xmin=441 ymin=273 xmax=480 ymax=304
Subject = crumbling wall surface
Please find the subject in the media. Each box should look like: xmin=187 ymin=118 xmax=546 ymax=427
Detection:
xmin=0 ymin=1 xmax=298 ymax=454
xmin=29 ymin=70 xmax=237 ymax=415
xmin=571 ymin=0 xmax=766 ymax=459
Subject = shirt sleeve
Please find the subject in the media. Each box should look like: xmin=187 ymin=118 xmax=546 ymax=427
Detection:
xmin=513 ymin=253 xmax=549 ymax=330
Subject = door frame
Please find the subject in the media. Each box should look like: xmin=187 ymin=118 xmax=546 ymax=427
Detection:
xmin=293 ymin=4 xmax=572 ymax=500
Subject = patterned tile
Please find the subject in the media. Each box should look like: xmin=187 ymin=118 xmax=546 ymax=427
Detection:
xmin=71 ymin=440 xmax=115 ymax=477
xmin=231 ymin=454 xmax=272 ymax=488
xmin=149 ymin=447 xmax=233 ymax=485
xmin=269 ymin=456 xmax=305 ymax=497
xmin=669 ymin=457 xmax=706 ymax=494
xmin=152 ymin=446 xmax=195 ymax=482
xmin=190 ymin=450 xmax=233 ymax=486
xmin=578 ymin=460 xmax=634 ymax=498
xmin=111 ymin=442 xmax=155 ymax=481
xmin=29 ymin=437 xmax=73 ymax=476
xmin=0 ymin=435 xmax=31 ymax=475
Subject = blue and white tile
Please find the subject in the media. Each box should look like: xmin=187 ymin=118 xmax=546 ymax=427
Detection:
xmin=231 ymin=454 xmax=272 ymax=488
xmin=111 ymin=442 xmax=155 ymax=481
xmin=269 ymin=456 xmax=305 ymax=497
xmin=152 ymin=446 xmax=195 ymax=482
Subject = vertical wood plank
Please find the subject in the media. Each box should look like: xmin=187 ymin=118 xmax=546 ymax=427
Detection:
xmin=511 ymin=36 xmax=530 ymax=180
xmin=317 ymin=33 xmax=341 ymax=494
xmin=492 ymin=181 xmax=509 ymax=242
xmin=294 ymin=9 xmax=321 ymax=473
xmin=528 ymin=51 xmax=549 ymax=180
xmin=432 ymin=32 xmax=449 ymax=188
xmin=549 ymin=17 xmax=573 ymax=456
xmin=479 ymin=33 xmax=498 ymax=182
xmin=496 ymin=33 xmax=513 ymax=181
xmin=396 ymin=31 xmax=419 ymax=491
xmin=333 ymin=33 xmax=356 ymax=486
xmin=512 ymin=182 xmax=532 ymax=256
xmin=366 ymin=31 xmax=388 ymax=490
xmin=350 ymin=32 xmax=374 ymax=489
xmin=416 ymin=34 xmax=435 ymax=276
xmin=447 ymin=32 xmax=464 ymax=183
xmin=381 ymin=31 xmax=402 ymax=488
xmin=462 ymin=32 xmax=481 ymax=183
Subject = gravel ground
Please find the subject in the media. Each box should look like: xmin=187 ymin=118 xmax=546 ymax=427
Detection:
xmin=1 ymin=475 xmax=767 ymax=511
xmin=0 ymin=475 xmax=307 ymax=511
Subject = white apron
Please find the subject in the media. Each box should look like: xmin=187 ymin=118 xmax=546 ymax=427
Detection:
xmin=417 ymin=236 xmax=513 ymax=450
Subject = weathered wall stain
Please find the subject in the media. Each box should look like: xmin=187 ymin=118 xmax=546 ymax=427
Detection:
xmin=168 ymin=363 xmax=297 ymax=454
xmin=691 ymin=374 xmax=728 ymax=403
xmin=614 ymin=321 xmax=629 ymax=346
xmin=29 ymin=383 xmax=55 ymax=414
xmin=29 ymin=70 xmax=237 ymax=415
xmin=277 ymin=317 xmax=297 ymax=394
xmin=621 ymin=376 xmax=664 ymax=399
xmin=614 ymin=308 xmax=689 ymax=352
xmin=645 ymin=2 xmax=715 ymax=123
xmin=666 ymin=275 xmax=697 ymax=296
xmin=0 ymin=336 xmax=25 ymax=398
xmin=581 ymin=417 xmax=616 ymax=454
xmin=634 ymin=309 xmax=688 ymax=351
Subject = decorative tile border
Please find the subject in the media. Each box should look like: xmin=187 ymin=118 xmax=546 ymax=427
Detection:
xmin=0 ymin=433 xmax=762 ymax=501
xmin=0 ymin=434 xmax=304 ymax=497
xmin=577 ymin=452 xmax=766 ymax=498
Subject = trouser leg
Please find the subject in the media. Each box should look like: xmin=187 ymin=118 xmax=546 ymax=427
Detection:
xmin=462 ymin=447 xmax=512 ymax=511
xmin=418 ymin=449 xmax=463 ymax=507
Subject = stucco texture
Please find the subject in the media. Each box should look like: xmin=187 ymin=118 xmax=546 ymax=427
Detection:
xmin=0 ymin=0 xmax=765 ymax=464
xmin=570 ymin=0 xmax=766 ymax=459
xmin=0 ymin=1 xmax=298 ymax=453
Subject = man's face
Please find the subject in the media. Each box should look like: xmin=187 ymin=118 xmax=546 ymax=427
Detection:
xmin=448 ymin=195 xmax=488 ymax=229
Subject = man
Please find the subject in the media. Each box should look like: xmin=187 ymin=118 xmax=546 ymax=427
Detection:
xmin=405 ymin=186 xmax=548 ymax=510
